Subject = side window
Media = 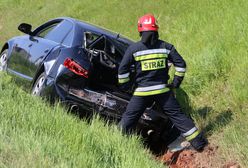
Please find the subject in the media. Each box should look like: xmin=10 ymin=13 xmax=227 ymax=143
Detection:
xmin=84 ymin=32 xmax=100 ymax=48
xmin=45 ymin=20 xmax=73 ymax=44
xmin=35 ymin=20 xmax=73 ymax=44
xmin=36 ymin=23 xmax=59 ymax=38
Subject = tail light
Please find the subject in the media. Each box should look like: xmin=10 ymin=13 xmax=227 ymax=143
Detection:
xmin=63 ymin=58 xmax=88 ymax=78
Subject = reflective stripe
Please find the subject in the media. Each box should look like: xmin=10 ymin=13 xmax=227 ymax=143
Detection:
xmin=185 ymin=130 xmax=200 ymax=141
xmin=118 ymin=72 xmax=130 ymax=79
xmin=133 ymin=49 xmax=170 ymax=57
xmin=175 ymin=71 xmax=185 ymax=77
xmin=182 ymin=127 xmax=198 ymax=137
xmin=175 ymin=67 xmax=186 ymax=72
xmin=118 ymin=77 xmax=130 ymax=84
xmin=135 ymin=84 xmax=166 ymax=92
xmin=134 ymin=53 xmax=167 ymax=61
xmin=134 ymin=87 xmax=170 ymax=96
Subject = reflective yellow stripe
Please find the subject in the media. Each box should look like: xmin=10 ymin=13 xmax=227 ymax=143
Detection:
xmin=185 ymin=130 xmax=200 ymax=141
xmin=133 ymin=87 xmax=170 ymax=96
xmin=118 ymin=77 xmax=130 ymax=84
xmin=118 ymin=72 xmax=130 ymax=78
xmin=175 ymin=67 xmax=186 ymax=72
xmin=175 ymin=71 xmax=185 ymax=77
xmin=134 ymin=53 xmax=167 ymax=61
xmin=135 ymin=84 xmax=166 ymax=92
xmin=133 ymin=49 xmax=170 ymax=56
xmin=141 ymin=59 xmax=166 ymax=71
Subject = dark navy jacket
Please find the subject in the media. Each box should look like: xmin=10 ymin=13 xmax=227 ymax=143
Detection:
xmin=118 ymin=40 xmax=186 ymax=96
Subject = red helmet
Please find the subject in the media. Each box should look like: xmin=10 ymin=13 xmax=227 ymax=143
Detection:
xmin=137 ymin=14 xmax=159 ymax=32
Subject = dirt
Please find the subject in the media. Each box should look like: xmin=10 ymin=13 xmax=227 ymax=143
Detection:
xmin=223 ymin=162 xmax=241 ymax=168
xmin=158 ymin=145 xmax=241 ymax=168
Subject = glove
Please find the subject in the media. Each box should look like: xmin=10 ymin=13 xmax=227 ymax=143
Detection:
xmin=166 ymin=83 xmax=175 ymax=89
xmin=172 ymin=75 xmax=184 ymax=88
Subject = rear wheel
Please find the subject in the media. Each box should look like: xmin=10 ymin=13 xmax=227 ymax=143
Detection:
xmin=32 ymin=72 xmax=46 ymax=96
xmin=0 ymin=49 xmax=8 ymax=71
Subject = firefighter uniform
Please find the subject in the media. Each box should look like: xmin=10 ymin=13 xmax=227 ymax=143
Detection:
xmin=118 ymin=14 xmax=207 ymax=151
xmin=118 ymin=40 xmax=199 ymax=141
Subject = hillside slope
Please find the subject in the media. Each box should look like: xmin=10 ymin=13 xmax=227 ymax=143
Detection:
xmin=0 ymin=73 xmax=163 ymax=167
xmin=0 ymin=0 xmax=247 ymax=167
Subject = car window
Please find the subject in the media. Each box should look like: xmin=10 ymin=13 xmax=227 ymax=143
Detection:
xmin=45 ymin=20 xmax=73 ymax=44
xmin=84 ymin=32 xmax=100 ymax=48
xmin=36 ymin=23 xmax=59 ymax=38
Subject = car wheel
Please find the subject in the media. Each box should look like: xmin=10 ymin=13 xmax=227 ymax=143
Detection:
xmin=0 ymin=49 xmax=8 ymax=71
xmin=32 ymin=72 xmax=46 ymax=96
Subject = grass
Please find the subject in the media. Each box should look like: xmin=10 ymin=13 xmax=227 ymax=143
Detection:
xmin=0 ymin=73 xmax=163 ymax=168
xmin=0 ymin=0 xmax=248 ymax=167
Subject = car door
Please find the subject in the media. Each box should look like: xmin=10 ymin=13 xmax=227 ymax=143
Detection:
xmin=26 ymin=21 xmax=62 ymax=79
xmin=28 ymin=20 xmax=73 ymax=79
xmin=7 ymin=21 xmax=61 ymax=81
xmin=7 ymin=36 xmax=34 ymax=81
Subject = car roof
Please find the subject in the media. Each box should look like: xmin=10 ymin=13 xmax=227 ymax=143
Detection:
xmin=56 ymin=17 xmax=134 ymax=46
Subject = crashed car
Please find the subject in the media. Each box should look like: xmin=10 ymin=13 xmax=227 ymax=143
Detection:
xmin=0 ymin=17 xmax=180 ymax=150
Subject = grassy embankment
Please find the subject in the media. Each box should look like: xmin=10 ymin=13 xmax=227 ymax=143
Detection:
xmin=0 ymin=73 xmax=162 ymax=167
xmin=0 ymin=0 xmax=248 ymax=167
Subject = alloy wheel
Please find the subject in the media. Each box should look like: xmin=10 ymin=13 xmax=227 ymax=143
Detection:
xmin=32 ymin=75 xmax=45 ymax=96
xmin=0 ymin=51 xmax=7 ymax=71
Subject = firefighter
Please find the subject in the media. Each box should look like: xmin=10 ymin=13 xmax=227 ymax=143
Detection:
xmin=118 ymin=14 xmax=207 ymax=151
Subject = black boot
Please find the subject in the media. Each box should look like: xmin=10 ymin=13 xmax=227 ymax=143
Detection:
xmin=189 ymin=132 xmax=208 ymax=152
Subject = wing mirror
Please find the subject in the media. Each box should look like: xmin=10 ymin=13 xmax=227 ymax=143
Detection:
xmin=18 ymin=23 xmax=32 ymax=35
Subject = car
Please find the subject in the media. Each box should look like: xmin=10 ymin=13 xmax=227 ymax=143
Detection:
xmin=0 ymin=17 xmax=180 ymax=152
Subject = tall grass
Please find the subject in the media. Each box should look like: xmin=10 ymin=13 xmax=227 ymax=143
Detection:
xmin=0 ymin=73 xmax=163 ymax=168
xmin=0 ymin=0 xmax=247 ymax=166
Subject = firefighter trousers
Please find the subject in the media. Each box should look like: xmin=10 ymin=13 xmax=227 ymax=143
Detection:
xmin=119 ymin=90 xmax=196 ymax=135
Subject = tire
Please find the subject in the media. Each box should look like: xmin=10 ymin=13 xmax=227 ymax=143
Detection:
xmin=31 ymin=72 xmax=46 ymax=96
xmin=0 ymin=49 xmax=8 ymax=71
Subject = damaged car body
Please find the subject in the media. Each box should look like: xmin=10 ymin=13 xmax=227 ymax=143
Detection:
xmin=0 ymin=17 xmax=180 ymax=151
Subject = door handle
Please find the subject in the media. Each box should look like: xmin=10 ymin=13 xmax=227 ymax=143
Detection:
xmin=28 ymin=44 xmax=33 ymax=47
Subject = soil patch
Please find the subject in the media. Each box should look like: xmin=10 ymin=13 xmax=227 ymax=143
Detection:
xmin=158 ymin=145 xmax=241 ymax=168
xmin=223 ymin=162 xmax=241 ymax=168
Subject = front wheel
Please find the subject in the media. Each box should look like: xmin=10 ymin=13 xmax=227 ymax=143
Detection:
xmin=31 ymin=72 xmax=46 ymax=96
xmin=0 ymin=49 xmax=8 ymax=71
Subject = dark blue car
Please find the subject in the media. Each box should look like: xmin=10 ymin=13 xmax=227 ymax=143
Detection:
xmin=0 ymin=17 xmax=179 ymax=149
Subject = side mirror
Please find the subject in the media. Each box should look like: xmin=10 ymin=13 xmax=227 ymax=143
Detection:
xmin=18 ymin=23 xmax=32 ymax=35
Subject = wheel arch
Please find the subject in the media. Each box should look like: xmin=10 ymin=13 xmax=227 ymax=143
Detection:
xmin=1 ymin=41 xmax=15 ymax=56
xmin=1 ymin=43 xmax=9 ymax=53
xmin=31 ymin=48 xmax=60 ymax=88
xmin=32 ymin=64 xmax=45 ymax=87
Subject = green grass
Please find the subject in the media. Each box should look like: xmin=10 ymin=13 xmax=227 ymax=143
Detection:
xmin=0 ymin=0 xmax=248 ymax=167
xmin=0 ymin=73 xmax=163 ymax=168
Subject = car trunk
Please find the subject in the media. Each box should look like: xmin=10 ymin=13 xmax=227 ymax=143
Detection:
xmin=85 ymin=35 xmax=133 ymax=99
xmin=62 ymin=35 xmax=132 ymax=119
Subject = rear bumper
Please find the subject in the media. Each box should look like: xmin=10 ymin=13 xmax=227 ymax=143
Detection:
xmin=42 ymin=73 xmax=177 ymax=143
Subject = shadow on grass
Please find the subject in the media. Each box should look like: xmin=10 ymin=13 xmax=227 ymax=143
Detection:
xmin=176 ymin=88 xmax=233 ymax=136
xmin=201 ymin=108 xmax=233 ymax=136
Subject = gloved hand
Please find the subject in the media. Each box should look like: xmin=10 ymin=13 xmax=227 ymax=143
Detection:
xmin=171 ymin=75 xmax=184 ymax=88
xmin=166 ymin=83 xmax=175 ymax=89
